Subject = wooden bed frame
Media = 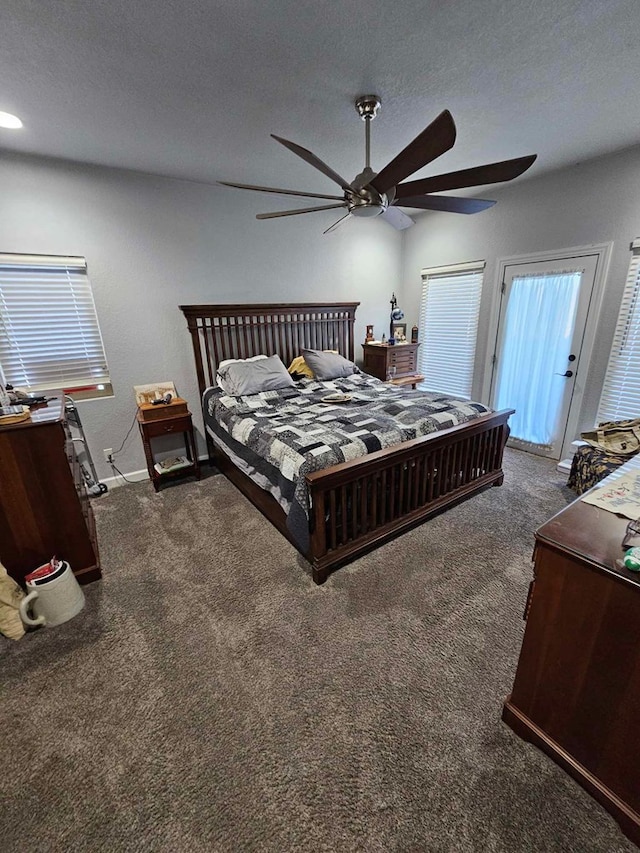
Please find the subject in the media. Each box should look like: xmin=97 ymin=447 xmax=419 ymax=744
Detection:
xmin=180 ymin=302 xmax=512 ymax=584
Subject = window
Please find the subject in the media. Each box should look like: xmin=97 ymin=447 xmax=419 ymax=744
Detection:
xmin=418 ymin=261 xmax=484 ymax=398
xmin=597 ymin=240 xmax=640 ymax=422
xmin=0 ymin=254 xmax=111 ymax=399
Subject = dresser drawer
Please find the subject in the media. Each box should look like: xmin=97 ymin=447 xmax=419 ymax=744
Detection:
xmin=388 ymin=350 xmax=414 ymax=366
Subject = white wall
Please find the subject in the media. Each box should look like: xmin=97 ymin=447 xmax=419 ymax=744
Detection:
xmin=0 ymin=152 xmax=403 ymax=479
xmin=4 ymin=143 xmax=640 ymax=482
xmin=401 ymin=143 xmax=640 ymax=435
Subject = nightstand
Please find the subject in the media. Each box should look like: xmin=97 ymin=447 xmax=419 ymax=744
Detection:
xmin=137 ymin=405 xmax=201 ymax=492
xmin=362 ymin=341 xmax=421 ymax=381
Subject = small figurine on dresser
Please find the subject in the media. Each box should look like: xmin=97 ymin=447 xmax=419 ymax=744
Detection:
xmin=389 ymin=293 xmax=405 ymax=342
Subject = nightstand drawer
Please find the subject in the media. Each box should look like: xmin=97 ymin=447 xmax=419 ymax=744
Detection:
xmin=143 ymin=415 xmax=191 ymax=438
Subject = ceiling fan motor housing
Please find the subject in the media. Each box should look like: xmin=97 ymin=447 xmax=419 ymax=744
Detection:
xmin=349 ymin=164 xmax=387 ymax=216
xmin=348 ymin=188 xmax=387 ymax=217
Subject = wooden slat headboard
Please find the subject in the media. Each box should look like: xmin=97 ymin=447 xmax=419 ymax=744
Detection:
xmin=179 ymin=302 xmax=360 ymax=398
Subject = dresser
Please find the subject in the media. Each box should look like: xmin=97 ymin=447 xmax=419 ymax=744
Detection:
xmin=361 ymin=341 xmax=420 ymax=382
xmin=0 ymin=395 xmax=101 ymax=585
xmin=503 ymin=455 xmax=640 ymax=846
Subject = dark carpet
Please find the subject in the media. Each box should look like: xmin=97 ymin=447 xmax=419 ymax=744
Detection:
xmin=1 ymin=449 xmax=635 ymax=852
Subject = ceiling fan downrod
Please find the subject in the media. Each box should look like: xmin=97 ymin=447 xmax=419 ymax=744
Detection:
xmin=352 ymin=95 xmax=385 ymax=216
xmin=355 ymin=95 xmax=381 ymax=169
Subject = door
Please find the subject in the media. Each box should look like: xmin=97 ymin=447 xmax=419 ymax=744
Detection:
xmin=491 ymin=255 xmax=598 ymax=459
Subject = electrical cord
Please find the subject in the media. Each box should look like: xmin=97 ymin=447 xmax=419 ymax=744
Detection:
xmin=112 ymin=409 xmax=138 ymax=457
xmin=109 ymin=461 xmax=136 ymax=484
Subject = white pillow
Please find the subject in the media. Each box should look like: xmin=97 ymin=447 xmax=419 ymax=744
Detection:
xmin=216 ymin=355 xmax=267 ymax=389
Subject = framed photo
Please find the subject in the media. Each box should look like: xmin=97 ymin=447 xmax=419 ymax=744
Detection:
xmin=393 ymin=323 xmax=407 ymax=341
xmin=134 ymin=381 xmax=177 ymax=405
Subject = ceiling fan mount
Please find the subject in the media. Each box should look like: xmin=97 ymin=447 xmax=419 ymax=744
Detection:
xmin=219 ymin=95 xmax=537 ymax=234
xmin=354 ymin=94 xmax=381 ymax=122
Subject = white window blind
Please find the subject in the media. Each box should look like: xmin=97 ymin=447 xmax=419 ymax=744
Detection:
xmin=0 ymin=254 xmax=110 ymax=393
xmin=418 ymin=261 xmax=484 ymax=398
xmin=596 ymin=241 xmax=640 ymax=422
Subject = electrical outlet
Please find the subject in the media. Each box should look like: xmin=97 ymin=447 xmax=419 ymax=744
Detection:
xmin=103 ymin=448 xmax=113 ymax=463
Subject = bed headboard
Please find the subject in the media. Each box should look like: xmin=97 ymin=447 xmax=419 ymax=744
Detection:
xmin=179 ymin=302 xmax=360 ymax=398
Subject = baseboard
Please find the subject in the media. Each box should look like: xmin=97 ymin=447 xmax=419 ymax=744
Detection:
xmin=100 ymin=468 xmax=150 ymax=490
xmin=557 ymin=439 xmax=587 ymax=473
xmin=96 ymin=453 xmax=210 ymax=491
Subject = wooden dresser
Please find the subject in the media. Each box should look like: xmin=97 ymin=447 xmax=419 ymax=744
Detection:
xmin=361 ymin=341 xmax=420 ymax=381
xmin=0 ymin=394 xmax=101 ymax=585
xmin=503 ymin=455 xmax=640 ymax=846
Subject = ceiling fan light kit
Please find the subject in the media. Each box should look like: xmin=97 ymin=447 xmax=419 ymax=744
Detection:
xmin=220 ymin=96 xmax=537 ymax=233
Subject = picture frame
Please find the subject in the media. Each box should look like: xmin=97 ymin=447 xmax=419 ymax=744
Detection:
xmin=393 ymin=323 xmax=407 ymax=341
xmin=134 ymin=381 xmax=177 ymax=405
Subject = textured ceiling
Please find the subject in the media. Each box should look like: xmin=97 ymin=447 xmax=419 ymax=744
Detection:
xmin=1 ymin=0 xmax=640 ymax=197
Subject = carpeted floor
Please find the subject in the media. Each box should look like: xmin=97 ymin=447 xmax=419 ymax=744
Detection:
xmin=1 ymin=448 xmax=636 ymax=852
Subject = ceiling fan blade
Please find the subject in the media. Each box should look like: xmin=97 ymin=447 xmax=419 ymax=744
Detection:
xmin=271 ymin=135 xmax=352 ymax=192
xmin=256 ymin=203 xmax=347 ymax=220
xmin=394 ymin=154 xmax=537 ymax=198
xmin=323 ymin=212 xmax=352 ymax=234
xmin=380 ymin=206 xmax=415 ymax=230
xmin=370 ymin=110 xmax=457 ymax=195
xmin=396 ymin=195 xmax=496 ymax=214
xmin=219 ymin=181 xmax=344 ymax=201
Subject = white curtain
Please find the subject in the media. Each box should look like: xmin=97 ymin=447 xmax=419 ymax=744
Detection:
xmin=495 ymin=271 xmax=581 ymax=447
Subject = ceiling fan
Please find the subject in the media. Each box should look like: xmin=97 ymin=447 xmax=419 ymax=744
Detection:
xmin=219 ymin=96 xmax=537 ymax=234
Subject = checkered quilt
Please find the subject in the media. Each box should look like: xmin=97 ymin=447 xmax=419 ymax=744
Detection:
xmin=203 ymin=373 xmax=490 ymax=549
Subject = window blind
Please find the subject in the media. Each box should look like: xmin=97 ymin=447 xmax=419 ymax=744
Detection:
xmin=0 ymin=254 xmax=110 ymax=392
xmin=596 ymin=242 xmax=640 ymax=422
xmin=418 ymin=262 xmax=484 ymax=398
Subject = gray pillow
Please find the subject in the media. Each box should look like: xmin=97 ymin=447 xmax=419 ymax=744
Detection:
xmin=302 ymin=348 xmax=356 ymax=380
xmin=217 ymin=354 xmax=295 ymax=396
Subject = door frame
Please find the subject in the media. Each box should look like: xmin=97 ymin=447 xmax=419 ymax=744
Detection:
xmin=481 ymin=242 xmax=613 ymax=460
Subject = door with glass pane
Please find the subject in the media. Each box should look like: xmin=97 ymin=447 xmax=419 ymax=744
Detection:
xmin=491 ymin=255 xmax=598 ymax=459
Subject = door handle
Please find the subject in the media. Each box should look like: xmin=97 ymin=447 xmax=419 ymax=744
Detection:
xmin=554 ymin=370 xmax=573 ymax=378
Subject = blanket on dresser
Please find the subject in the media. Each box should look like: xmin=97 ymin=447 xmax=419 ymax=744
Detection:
xmin=203 ymin=374 xmax=490 ymax=551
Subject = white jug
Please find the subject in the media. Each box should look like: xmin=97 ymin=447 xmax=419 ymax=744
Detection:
xmin=19 ymin=561 xmax=85 ymax=628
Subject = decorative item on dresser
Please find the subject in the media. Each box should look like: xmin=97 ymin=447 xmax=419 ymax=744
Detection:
xmin=389 ymin=292 xmax=405 ymax=341
xmin=503 ymin=453 xmax=640 ymax=848
xmin=180 ymin=302 xmax=512 ymax=584
xmin=0 ymin=394 xmax=101 ymax=585
xmin=137 ymin=398 xmax=200 ymax=492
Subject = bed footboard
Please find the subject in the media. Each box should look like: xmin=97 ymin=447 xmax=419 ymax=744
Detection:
xmin=306 ymin=410 xmax=513 ymax=583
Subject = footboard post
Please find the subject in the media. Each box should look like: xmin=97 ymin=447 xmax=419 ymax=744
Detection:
xmin=493 ymin=422 xmax=511 ymax=486
xmin=308 ymin=482 xmax=329 ymax=584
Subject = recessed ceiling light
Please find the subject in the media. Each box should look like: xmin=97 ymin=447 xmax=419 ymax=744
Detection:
xmin=0 ymin=111 xmax=23 ymax=129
